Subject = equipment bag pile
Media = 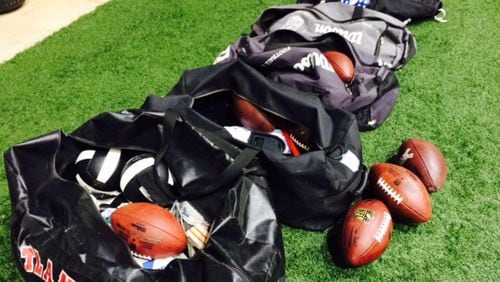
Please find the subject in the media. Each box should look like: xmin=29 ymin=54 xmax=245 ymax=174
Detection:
xmin=3 ymin=1 xmax=445 ymax=281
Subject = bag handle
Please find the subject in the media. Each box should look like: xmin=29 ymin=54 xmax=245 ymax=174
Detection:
xmin=183 ymin=146 xmax=259 ymax=200
xmin=152 ymin=109 xmax=259 ymax=202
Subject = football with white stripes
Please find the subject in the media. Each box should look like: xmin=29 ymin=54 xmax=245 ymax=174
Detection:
xmin=75 ymin=148 xmax=127 ymax=197
xmin=368 ymin=163 xmax=432 ymax=223
xmin=341 ymin=199 xmax=393 ymax=267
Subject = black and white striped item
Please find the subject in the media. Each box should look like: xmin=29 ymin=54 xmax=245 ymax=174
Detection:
xmin=75 ymin=148 xmax=125 ymax=196
xmin=120 ymin=153 xmax=173 ymax=203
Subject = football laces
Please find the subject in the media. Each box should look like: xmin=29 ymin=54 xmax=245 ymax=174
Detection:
xmin=289 ymin=133 xmax=310 ymax=151
xmin=131 ymin=251 xmax=152 ymax=261
xmin=376 ymin=178 xmax=403 ymax=205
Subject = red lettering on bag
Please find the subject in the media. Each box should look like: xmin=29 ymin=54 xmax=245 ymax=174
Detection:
xmin=33 ymin=248 xmax=44 ymax=277
xmin=42 ymin=259 xmax=54 ymax=282
xmin=58 ymin=270 xmax=76 ymax=282
xmin=20 ymin=246 xmax=35 ymax=272
xmin=19 ymin=245 xmax=76 ymax=282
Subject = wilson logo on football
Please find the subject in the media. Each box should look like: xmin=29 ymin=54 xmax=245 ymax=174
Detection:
xmin=377 ymin=178 xmax=404 ymax=204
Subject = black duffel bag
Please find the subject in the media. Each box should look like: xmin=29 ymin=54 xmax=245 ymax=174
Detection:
xmin=297 ymin=0 xmax=446 ymax=22
xmin=4 ymin=105 xmax=285 ymax=281
xmin=143 ymin=60 xmax=368 ymax=231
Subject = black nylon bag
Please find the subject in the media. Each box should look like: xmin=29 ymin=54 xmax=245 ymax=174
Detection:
xmin=298 ymin=0 xmax=445 ymax=22
xmin=4 ymin=106 xmax=285 ymax=281
xmin=214 ymin=29 xmax=400 ymax=131
xmin=143 ymin=60 xmax=368 ymax=231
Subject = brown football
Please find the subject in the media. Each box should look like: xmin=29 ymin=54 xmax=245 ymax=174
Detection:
xmin=111 ymin=202 xmax=187 ymax=259
xmin=397 ymin=138 xmax=448 ymax=193
xmin=323 ymin=51 xmax=355 ymax=83
xmin=232 ymin=96 xmax=275 ymax=133
xmin=369 ymin=163 xmax=432 ymax=224
xmin=341 ymin=199 xmax=393 ymax=267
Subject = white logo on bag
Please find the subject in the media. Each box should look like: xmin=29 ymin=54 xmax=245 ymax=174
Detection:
xmin=313 ymin=24 xmax=363 ymax=45
xmin=282 ymin=15 xmax=305 ymax=31
xmin=263 ymin=46 xmax=291 ymax=67
xmin=293 ymin=52 xmax=335 ymax=73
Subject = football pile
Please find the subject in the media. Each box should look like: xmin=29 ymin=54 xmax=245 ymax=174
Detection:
xmin=329 ymin=138 xmax=447 ymax=267
xmin=227 ymin=52 xmax=448 ymax=268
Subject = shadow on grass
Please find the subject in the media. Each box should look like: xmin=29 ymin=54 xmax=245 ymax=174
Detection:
xmin=322 ymin=222 xmax=351 ymax=269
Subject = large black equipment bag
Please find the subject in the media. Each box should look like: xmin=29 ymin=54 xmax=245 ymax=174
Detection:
xmin=144 ymin=60 xmax=368 ymax=231
xmin=4 ymin=105 xmax=285 ymax=281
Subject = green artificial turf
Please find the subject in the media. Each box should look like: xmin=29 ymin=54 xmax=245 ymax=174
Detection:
xmin=0 ymin=0 xmax=498 ymax=281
